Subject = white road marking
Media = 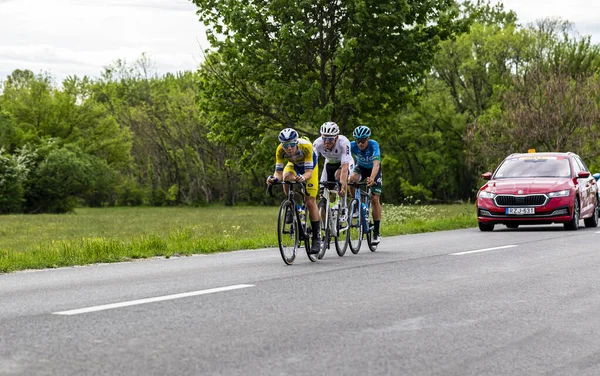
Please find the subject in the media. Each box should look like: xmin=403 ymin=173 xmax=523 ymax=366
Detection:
xmin=53 ymin=284 xmax=255 ymax=315
xmin=450 ymin=245 xmax=518 ymax=256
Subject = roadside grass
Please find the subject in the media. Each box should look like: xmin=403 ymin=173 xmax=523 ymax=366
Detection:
xmin=0 ymin=203 xmax=477 ymax=273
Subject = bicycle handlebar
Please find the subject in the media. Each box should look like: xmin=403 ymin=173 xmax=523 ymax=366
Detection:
xmin=319 ymin=181 xmax=340 ymax=190
xmin=347 ymin=181 xmax=369 ymax=187
xmin=266 ymin=181 xmax=307 ymax=197
xmin=348 ymin=181 xmax=372 ymax=195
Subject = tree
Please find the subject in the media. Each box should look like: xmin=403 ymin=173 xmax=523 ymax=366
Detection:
xmin=466 ymin=64 xmax=600 ymax=178
xmin=382 ymin=79 xmax=469 ymax=202
xmin=191 ymin=0 xmax=468 ymax=140
xmin=0 ymin=149 xmax=26 ymax=213
xmin=433 ymin=1 xmax=528 ymax=122
xmin=527 ymin=18 xmax=600 ymax=76
xmin=92 ymin=57 xmax=255 ymax=205
xmin=465 ymin=17 xmax=600 ymax=173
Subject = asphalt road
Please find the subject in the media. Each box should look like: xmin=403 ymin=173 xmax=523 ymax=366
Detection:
xmin=2 ymin=224 xmax=600 ymax=375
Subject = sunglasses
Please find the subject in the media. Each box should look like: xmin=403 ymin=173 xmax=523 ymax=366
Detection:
xmin=281 ymin=142 xmax=298 ymax=148
xmin=322 ymin=136 xmax=336 ymax=142
xmin=356 ymin=138 xmax=369 ymax=144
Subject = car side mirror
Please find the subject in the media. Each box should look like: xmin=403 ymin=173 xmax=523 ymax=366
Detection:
xmin=482 ymin=172 xmax=492 ymax=180
xmin=578 ymin=171 xmax=590 ymax=178
xmin=594 ymin=173 xmax=600 ymax=181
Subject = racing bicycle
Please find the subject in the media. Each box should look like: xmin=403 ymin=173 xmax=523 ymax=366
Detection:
xmin=348 ymin=181 xmax=378 ymax=253
xmin=267 ymin=181 xmax=317 ymax=265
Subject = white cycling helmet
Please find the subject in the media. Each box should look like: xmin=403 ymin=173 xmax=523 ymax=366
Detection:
xmin=320 ymin=122 xmax=339 ymax=136
xmin=278 ymin=128 xmax=299 ymax=143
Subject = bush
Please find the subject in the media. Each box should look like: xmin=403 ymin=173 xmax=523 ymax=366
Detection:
xmin=0 ymin=151 xmax=25 ymax=213
xmin=23 ymin=142 xmax=95 ymax=213
xmin=80 ymin=158 xmax=118 ymax=207
xmin=400 ymin=178 xmax=432 ymax=202
xmin=116 ymin=177 xmax=145 ymax=206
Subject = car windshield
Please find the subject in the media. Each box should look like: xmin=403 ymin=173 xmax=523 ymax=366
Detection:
xmin=494 ymin=157 xmax=572 ymax=178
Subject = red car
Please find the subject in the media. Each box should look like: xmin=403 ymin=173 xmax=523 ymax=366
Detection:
xmin=477 ymin=151 xmax=599 ymax=231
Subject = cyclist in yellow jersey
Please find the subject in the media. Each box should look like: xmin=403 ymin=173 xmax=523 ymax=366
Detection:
xmin=266 ymin=128 xmax=321 ymax=254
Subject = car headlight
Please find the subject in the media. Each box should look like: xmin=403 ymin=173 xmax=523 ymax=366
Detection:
xmin=479 ymin=191 xmax=496 ymax=199
xmin=547 ymin=189 xmax=570 ymax=197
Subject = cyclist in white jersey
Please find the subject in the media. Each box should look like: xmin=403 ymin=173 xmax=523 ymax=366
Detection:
xmin=313 ymin=122 xmax=354 ymax=220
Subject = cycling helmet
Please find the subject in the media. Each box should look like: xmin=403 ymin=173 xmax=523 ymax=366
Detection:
xmin=320 ymin=122 xmax=339 ymax=136
xmin=353 ymin=125 xmax=371 ymax=139
xmin=278 ymin=128 xmax=299 ymax=143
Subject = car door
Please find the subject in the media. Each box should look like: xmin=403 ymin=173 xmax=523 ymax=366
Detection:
xmin=574 ymin=156 xmax=595 ymax=217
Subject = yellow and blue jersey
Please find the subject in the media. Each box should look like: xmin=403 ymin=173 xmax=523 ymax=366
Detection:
xmin=275 ymin=138 xmax=317 ymax=172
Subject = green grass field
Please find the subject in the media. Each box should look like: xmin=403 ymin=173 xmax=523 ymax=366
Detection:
xmin=0 ymin=203 xmax=477 ymax=273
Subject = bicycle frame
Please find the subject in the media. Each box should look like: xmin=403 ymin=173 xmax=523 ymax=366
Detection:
xmin=317 ymin=181 xmax=344 ymax=257
xmin=320 ymin=182 xmax=339 ymax=229
xmin=352 ymin=182 xmax=372 ymax=234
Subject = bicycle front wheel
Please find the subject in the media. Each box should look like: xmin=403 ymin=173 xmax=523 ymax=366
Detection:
xmin=277 ymin=200 xmax=298 ymax=265
xmin=366 ymin=222 xmax=378 ymax=252
xmin=304 ymin=205 xmax=318 ymax=262
xmin=334 ymin=205 xmax=348 ymax=256
xmin=348 ymin=198 xmax=362 ymax=254
xmin=317 ymin=199 xmax=329 ymax=260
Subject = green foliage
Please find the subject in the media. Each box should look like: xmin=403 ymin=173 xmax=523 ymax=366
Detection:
xmin=3 ymin=0 xmax=600 ymax=209
xmin=434 ymin=20 xmax=531 ymax=122
xmin=80 ymin=158 xmax=118 ymax=207
xmin=192 ymin=0 xmax=468 ymax=142
xmin=465 ymin=19 xmax=600 ymax=172
xmin=116 ymin=176 xmax=145 ymax=206
xmin=398 ymin=180 xmax=432 ymax=203
xmin=21 ymin=141 xmax=98 ymax=213
xmin=93 ymin=58 xmax=255 ymax=206
xmin=0 ymin=70 xmax=134 ymax=211
xmin=380 ymin=79 xmax=470 ymax=202
xmin=0 ymin=149 xmax=26 ymax=213
xmin=0 ymin=111 xmax=21 ymax=153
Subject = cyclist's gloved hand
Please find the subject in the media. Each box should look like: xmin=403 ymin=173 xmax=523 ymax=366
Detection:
xmin=266 ymin=175 xmax=279 ymax=185
xmin=295 ymin=174 xmax=306 ymax=183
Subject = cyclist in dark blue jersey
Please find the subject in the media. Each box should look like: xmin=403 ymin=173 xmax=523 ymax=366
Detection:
xmin=349 ymin=125 xmax=382 ymax=244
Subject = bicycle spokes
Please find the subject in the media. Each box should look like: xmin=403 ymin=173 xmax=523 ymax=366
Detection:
xmin=277 ymin=201 xmax=298 ymax=265
xmin=348 ymin=199 xmax=362 ymax=254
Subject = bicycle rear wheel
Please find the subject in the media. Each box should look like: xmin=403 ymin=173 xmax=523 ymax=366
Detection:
xmin=348 ymin=198 xmax=362 ymax=254
xmin=303 ymin=205 xmax=318 ymax=262
xmin=277 ymin=200 xmax=298 ymax=265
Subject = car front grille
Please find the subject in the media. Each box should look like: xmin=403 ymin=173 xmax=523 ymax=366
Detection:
xmin=494 ymin=194 xmax=548 ymax=207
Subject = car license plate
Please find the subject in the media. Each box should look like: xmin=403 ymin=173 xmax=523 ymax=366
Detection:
xmin=506 ymin=207 xmax=535 ymax=215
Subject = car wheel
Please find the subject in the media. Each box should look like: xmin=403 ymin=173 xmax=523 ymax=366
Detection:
xmin=584 ymin=201 xmax=599 ymax=228
xmin=478 ymin=222 xmax=494 ymax=232
xmin=506 ymin=224 xmax=519 ymax=229
xmin=564 ymin=197 xmax=580 ymax=231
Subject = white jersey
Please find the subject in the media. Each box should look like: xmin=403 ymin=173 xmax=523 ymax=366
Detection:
xmin=313 ymin=135 xmax=354 ymax=165
xmin=313 ymin=135 xmax=355 ymax=182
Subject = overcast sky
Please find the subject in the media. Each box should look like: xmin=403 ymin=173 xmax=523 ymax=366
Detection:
xmin=1 ymin=0 xmax=599 ymax=83
xmin=0 ymin=0 xmax=205 ymax=82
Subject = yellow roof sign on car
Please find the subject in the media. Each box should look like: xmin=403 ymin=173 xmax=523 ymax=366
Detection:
xmin=528 ymin=148 xmax=536 ymax=153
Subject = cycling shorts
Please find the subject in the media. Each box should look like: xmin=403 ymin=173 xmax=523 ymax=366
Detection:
xmin=353 ymin=165 xmax=382 ymax=195
xmin=284 ymin=162 xmax=319 ymax=197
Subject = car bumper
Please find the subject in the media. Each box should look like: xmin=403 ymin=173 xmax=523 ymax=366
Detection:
xmin=477 ymin=196 xmax=572 ymax=225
